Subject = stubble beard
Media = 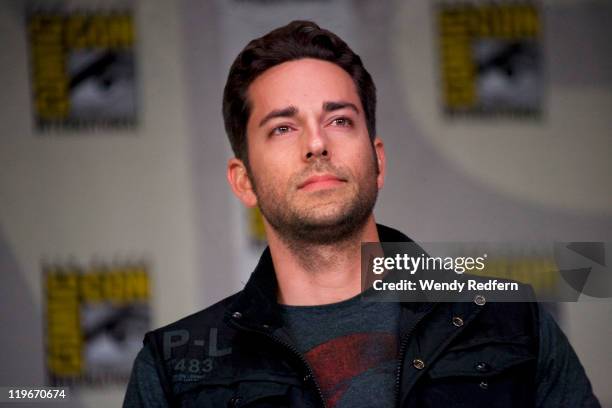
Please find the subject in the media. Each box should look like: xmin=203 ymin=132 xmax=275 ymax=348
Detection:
xmin=249 ymin=158 xmax=379 ymax=247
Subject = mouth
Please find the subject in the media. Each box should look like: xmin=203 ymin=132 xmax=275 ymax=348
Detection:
xmin=298 ymin=174 xmax=347 ymax=191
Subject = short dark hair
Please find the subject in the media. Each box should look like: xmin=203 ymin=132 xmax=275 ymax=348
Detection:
xmin=222 ymin=20 xmax=377 ymax=165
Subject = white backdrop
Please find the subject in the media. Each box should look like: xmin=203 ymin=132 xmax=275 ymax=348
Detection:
xmin=1 ymin=0 xmax=611 ymax=406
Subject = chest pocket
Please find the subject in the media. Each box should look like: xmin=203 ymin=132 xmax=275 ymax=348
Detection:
xmin=417 ymin=337 xmax=537 ymax=408
xmin=174 ymin=373 xmax=304 ymax=408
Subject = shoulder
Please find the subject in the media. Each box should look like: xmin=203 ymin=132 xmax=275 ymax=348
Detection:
xmin=143 ymin=292 xmax=242 ymax=359
xmin=535 ymin=304 xmax=600 ymax=407
xmin=128 ymin=293 xmax=246 ymax=405
xmin=155 ymin=292 xmax=241 ymax=333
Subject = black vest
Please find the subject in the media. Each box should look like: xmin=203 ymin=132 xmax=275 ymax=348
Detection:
xmin=144 ymin=225 xmax=539 ymax=407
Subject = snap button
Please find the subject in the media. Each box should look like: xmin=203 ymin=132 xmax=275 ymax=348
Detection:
xmin=474 ymin=294 xmax=486 ymax=306
xmin=228 ymin=396 xmax=242 ymax=407
xmin=479 ymin=380 xmax=489 ymax=390
xmin=474 ymin=362 xmax=490 ymax=372
xmin=452 ymin=316 xmax=464 ymax=327
xmin=413 ymin=359 xmax=425 ymax=370
xmin=232 ymin=311 xmax=242 ymax=319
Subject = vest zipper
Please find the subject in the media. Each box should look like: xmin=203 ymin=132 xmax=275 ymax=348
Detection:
xmin=229 ymin=319 xmax=327 ymax=408
xmin=394 ymin=306 xmax=434 ymax=408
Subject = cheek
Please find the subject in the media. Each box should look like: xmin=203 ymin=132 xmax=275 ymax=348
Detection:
xmin=251 ymin=153 xmax=291 ymax=178
xmin=341 ymin=142 xmax=376 ymax=174
xmin=248 ymin=153 xmax=293 ymax=193
xmin=248 ymin=133 xmax=297 ymax=172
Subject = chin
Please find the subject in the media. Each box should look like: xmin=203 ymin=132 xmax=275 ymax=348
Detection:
xmin=296 ymin=204 xmax=353 ymax=225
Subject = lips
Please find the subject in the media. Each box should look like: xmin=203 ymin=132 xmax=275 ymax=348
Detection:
xmin=298 ymin=174 xmax=346 ymax=191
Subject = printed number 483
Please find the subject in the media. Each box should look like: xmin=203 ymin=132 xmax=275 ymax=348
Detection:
xmin=174 ymin=358 xmax=213 ymax=373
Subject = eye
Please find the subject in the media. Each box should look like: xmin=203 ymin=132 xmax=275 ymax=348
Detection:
xmin=330 ymin=117 xmax=353 ymax=127
xmin=270 ymin=125 xmax=293 ymax=136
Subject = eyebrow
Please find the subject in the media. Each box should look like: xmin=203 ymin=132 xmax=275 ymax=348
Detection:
xmin=323 ymin=101 xmax=359 ymax=114
xmin=258 ymin=101 xmax=360 ymax=128
xmin=258 ymin=106 xmax=298 ymax=128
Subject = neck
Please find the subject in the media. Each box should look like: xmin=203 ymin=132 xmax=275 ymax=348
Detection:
xmin=265 ymin=215 xmax=380 ymax=306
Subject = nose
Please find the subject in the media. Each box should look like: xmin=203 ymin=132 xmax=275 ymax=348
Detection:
xmin=302 ymin=125 xmax=329 ymax=161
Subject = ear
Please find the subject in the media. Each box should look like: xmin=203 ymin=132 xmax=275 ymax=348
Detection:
xmin=227 ymin=158 xmax=258 ymax=208
xmin=373 ymin=137 xmax=386 ymax=190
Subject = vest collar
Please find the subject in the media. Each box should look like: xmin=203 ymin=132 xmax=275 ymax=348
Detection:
xmin=226 ymin=224 xmax=419 ymax=329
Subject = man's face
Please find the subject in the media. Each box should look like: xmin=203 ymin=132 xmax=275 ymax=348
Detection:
xmin=233 ymin=58 xmax=385 ymax=244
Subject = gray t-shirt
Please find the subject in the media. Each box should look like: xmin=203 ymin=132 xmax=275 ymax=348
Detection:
xmin=280 ymin=295 xmax=401 ymax=408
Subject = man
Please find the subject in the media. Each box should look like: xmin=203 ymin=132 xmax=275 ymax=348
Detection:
xmin=124 ymin=21 xmax=599 ymax=407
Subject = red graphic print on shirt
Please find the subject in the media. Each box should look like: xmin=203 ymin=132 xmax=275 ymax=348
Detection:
xmin=303 ymin=332 xmax=397 ymax=407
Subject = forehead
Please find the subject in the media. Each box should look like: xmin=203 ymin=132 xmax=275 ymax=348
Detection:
xmin=246 ymin=58 xmax=361 ymax=118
